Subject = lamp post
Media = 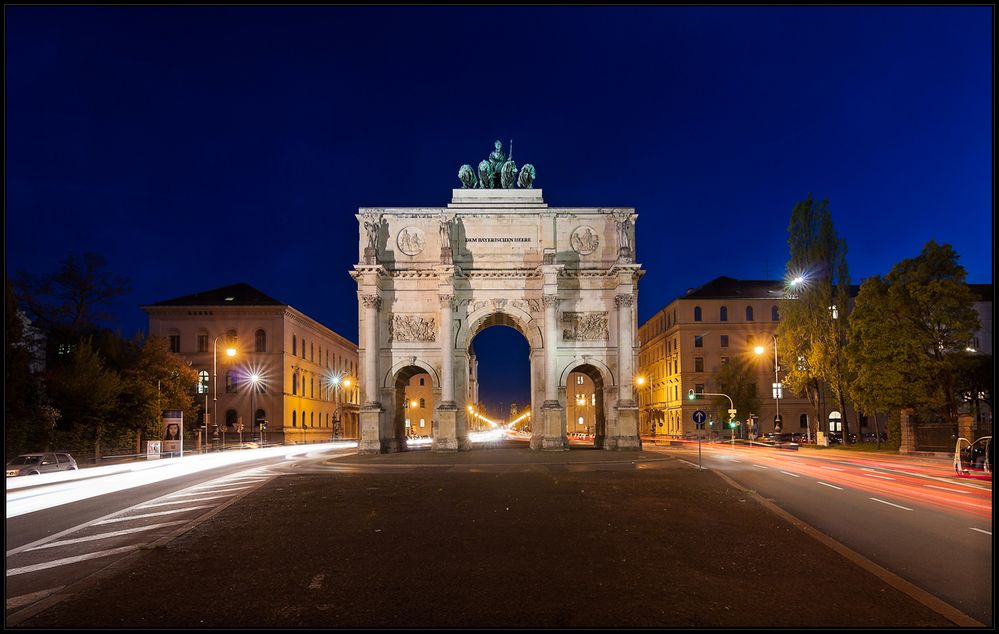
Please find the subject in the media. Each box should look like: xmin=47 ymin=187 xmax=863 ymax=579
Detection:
xmin=248 ymin=372 xmax=261 ymax=445
xmin=213 ymin=336 xmax=237 ymax=451
xmin=754 ymin=334 xmax=782 ymax=441
xmin=635 ymin=375 xmax=654 ymax=438
xmin=329 ymin=372 xmax=352 ymax=440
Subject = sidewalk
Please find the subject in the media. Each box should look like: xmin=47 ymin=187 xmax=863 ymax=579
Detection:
xmin=13 ymin=446 xmax=960 ymax=628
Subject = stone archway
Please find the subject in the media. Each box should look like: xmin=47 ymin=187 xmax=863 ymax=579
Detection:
xmin=352 ymin=161 xmax=643 ymax=454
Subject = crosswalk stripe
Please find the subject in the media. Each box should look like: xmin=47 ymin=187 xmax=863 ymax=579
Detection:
xmin=25 ymin=521 xmax=188 ymax=551
xmin=94 ymin=505 xmax=216 ymax=524
xmin=6 ymin=545 xmax=139 ymax=576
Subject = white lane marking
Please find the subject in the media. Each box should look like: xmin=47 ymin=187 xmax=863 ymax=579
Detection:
xmin=6 ymin=545 xmax=139 ymax=576
xmin=94 ymin=505 xmax=216 ymax=524
xmin=170 ymin=486 xmax=251 ymax=497
xmin=869 ymin=498 xmax=913 ymax=511
xmin=193 ymin=478 xmax=267 ymax=488
xmin=6 ymin=586 xmax=65 ymax=610
xmin=728 ymin=458 xmax=742 ymax=463
xmin=676 ymin=459 xmax=703 ymax=469
xmin=970 ymin=527 xmax=992 ymax=536
xmin=924 ymin=484 xmax=971 ymax=494
xmin=25 ymin=520 xmax=188 ymax=550
xmin=821 ymin=466 xmax=844 ymax=471
xmin=137 ymin=493 xmax=239 ymax=508
xmin=863 ymin=474 xmax=895 ymax=480
xmin=753 ymin=464 xmax=769 ymax=469
xmin=817 ymin=481 xmax=843 ymax=490
xmin=779 ymin=470 xmax=800 ymax=478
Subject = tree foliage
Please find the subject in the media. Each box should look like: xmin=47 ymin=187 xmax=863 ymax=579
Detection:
xmin=778 ymin=194 xmax=853 ymax=439
xmin=710 ymin=356 xmax=761 ymax=432
xmin=847 ymin=241 xmax=980 ymax=426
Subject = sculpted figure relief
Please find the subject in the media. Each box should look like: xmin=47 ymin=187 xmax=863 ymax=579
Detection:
xmin=562 ymin=312 xmax=610 ymax=341
xmin=389 ymin=315 xmax=437 ymax=342
xmin=397 ymin=227 xmax=426 ymax=256
xmin=570 ymin=226 xmax=600 ymax=255
xmin=613 ymin=208 xmax=634 ymax=254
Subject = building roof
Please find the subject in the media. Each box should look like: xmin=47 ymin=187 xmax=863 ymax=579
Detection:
xmin=144 ymin=283 xmax=286 ymax=307
xmin=679 ymin=277 xmax=787 ymax=300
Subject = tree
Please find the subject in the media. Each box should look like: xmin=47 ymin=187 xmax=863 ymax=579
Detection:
xmin=13 ymin=252 xmax=131 ymax=368
xmin=47 ymin=338 xmax=123 ymax=461
xmin=118 ymin=335 xmax=199 ymax=453
xmin=5 ymin=277 xmax=60 ymax=457
xmin=847 ymin=241 xmax=980 ymax=429
xmin=710 ymin=357 xmax=760 ymax=437
xmin=778 ymin=195 xmax=853 ymax=441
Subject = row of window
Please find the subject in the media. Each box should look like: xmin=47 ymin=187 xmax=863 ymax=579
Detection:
xmin=290 ymin=335 xmax=356 ymax=376
xmin=170 ymin=330 xmax=267 ymax=354
xmin=693 ymin=305 xmax=778 ymax=322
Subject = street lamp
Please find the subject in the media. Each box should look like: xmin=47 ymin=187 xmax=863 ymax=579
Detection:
xmin=329 ymin=372 xmax=353 ymax=440
xmin=213 ymin=336 xmax=237 ymax=451
xmin=635 ymin=375 xmax=654 ymax=437
xmin=248 ymin=372 xmax=261 ymax=445
xmin=754 ymin=334 xmax=782 ymax=440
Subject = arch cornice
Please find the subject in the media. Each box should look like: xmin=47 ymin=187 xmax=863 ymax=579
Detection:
xmin=382 ymin=357 xmax=441 ymax=389
xmin=558 ymin=356 xmax=616 ymax=388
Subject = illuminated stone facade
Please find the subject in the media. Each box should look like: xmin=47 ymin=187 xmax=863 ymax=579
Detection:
xmin=143 ymin=283 xmax=359 ymax=446
xmin=352 ymin=188 xmax=644 ymax=453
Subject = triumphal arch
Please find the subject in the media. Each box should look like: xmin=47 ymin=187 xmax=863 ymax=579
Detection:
xmin=351 ymin=141 xmax=643 ymax=453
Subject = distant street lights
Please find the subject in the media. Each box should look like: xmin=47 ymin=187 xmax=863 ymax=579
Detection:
xmin=213 ymin=337 xmax=237 ymax=451
xmin=755 ymin=335 xmax=782 ymax=439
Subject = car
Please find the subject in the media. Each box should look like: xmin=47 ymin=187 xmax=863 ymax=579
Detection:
xmin=6 ymin=452 xmax=78 ymax=477
xmin=955 ymin=436 xmax=992 ymax=476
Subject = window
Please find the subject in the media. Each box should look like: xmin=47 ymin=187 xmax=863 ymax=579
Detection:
xmin=197 ymin=334 xmax=208 ymax=353
xmin=198 ymin=370 xmax=209 ymax=394
xmin=746 ymin=306 xmax=754 ymax=321
xmin=302 ymin=410 xmax=306 ymax=427
xmin=591 ymin=393 xmax=596 ymax=406
xmin=720 ymin=335 xmax=728 ymax=348
xmin=695 ymin=357 xmax=704 ymax=372
xmin=292 ymin=336 xmax=297 ymax=356
xmin=576 ymin=375 xmax=584 ymax=385
xmin=720 ymin=306 xmax=728 ymax=321
xmin=169 ymin=334 xmax=180 ymax=353
xmin=771 ymin=305 xmax=779 ymax=321
xmin=225 ymin=371 xmax=238 ymax=393
xmin=311 ymin=342 xmax=314 ymax=361
xmin=694 ymin=335 xmax=703 ymax=348
xmin=695 ymin=383 xmax=704 ymax=394
xmin=311 ymin=412 xmax=314 ymax=427
xmin=419 ymin=377 xmax=425 ymax=386
xmin=292 ymin=411 xmax=297 ymax=427
xmin=255 ymin=330 xmax=266 ymax=352
xmin=226 ymin=330 xmax=237 ymax=346
xmin=694 ymin=306 xmax=702 ymax=322
xmin=800 ymin=414 xmax=808 ymax=429
xmin=720 ymin=356 xmax=729 ymax=365
xmin=302 ymin=338 xmax=307 ymax=358
xmin=226 ymin=410 xmax=238 ymax=427
xmin=419 ymin=419 xmax=426 ymax=428
xmin=311 ymin=377 xmax=314 ymax=398
xmin=292 ymin=373 xmax=298 ymax=395
xmin=419 ymin=398 xmax=426 ymax=408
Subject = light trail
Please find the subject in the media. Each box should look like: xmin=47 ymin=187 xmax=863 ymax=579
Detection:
xmin=5 ymin=442 xmax=352 ymax=518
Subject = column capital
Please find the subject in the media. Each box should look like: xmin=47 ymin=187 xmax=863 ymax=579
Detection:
xmin=542 ymin=294 xmax=561 ymax=308
xmin=614 ymin=293 xmax=634 ymax=307
xmin=439 ymin=293 xmax=455 ymax=309
xmin=361 ymin=294 xmax=382 ymax=310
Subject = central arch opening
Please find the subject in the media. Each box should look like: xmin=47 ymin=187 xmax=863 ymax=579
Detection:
xmin=565 ymin=363 xmax=607 ymax=448
xmin=467 ymin=321 xmax=532 ymax=447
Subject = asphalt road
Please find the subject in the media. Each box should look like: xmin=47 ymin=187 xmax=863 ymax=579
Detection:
xmin=657 ymin=442 xmax=993 ymax=624
xmin=5 ymin=443 xmax=974 ymax=628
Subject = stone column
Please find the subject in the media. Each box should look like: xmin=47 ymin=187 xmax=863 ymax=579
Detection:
xmin=541 ymin=293 xmax=567 ymax=450
xmin=359 ymin=293 xmax=385 ymax=454
xmin=613 ymin=292 xmax=641 ymax=450
xmin=435 ymin=293 xmax=458 ymax=451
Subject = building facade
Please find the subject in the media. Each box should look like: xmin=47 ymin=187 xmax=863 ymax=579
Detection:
xmin=637 ymin=277 xmax=816 ymax=440
xmin=143 ymin=283 xmax=359 ymax=446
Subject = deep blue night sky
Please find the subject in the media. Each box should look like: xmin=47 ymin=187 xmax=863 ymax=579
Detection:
xmin=6 ymin=6 xmax=992 ymax=417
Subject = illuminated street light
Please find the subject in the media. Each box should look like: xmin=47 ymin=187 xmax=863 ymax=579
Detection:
xmin=212 ymin=337 xmax=237 ymax=452
xmin=248 ymin=372 xmax=262 ymax=445
xmin=754 ymin=334 xmax=782 ymax=439
xmin=634 ymin=374 xmax=654 ymax=437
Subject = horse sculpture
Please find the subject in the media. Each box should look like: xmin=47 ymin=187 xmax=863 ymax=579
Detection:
xmin=458 ymin=141 xmax=537 ymax=189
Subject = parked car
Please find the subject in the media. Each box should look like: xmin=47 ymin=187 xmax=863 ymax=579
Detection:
xmin=6 ymin=452 xmax=79 ymax=477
